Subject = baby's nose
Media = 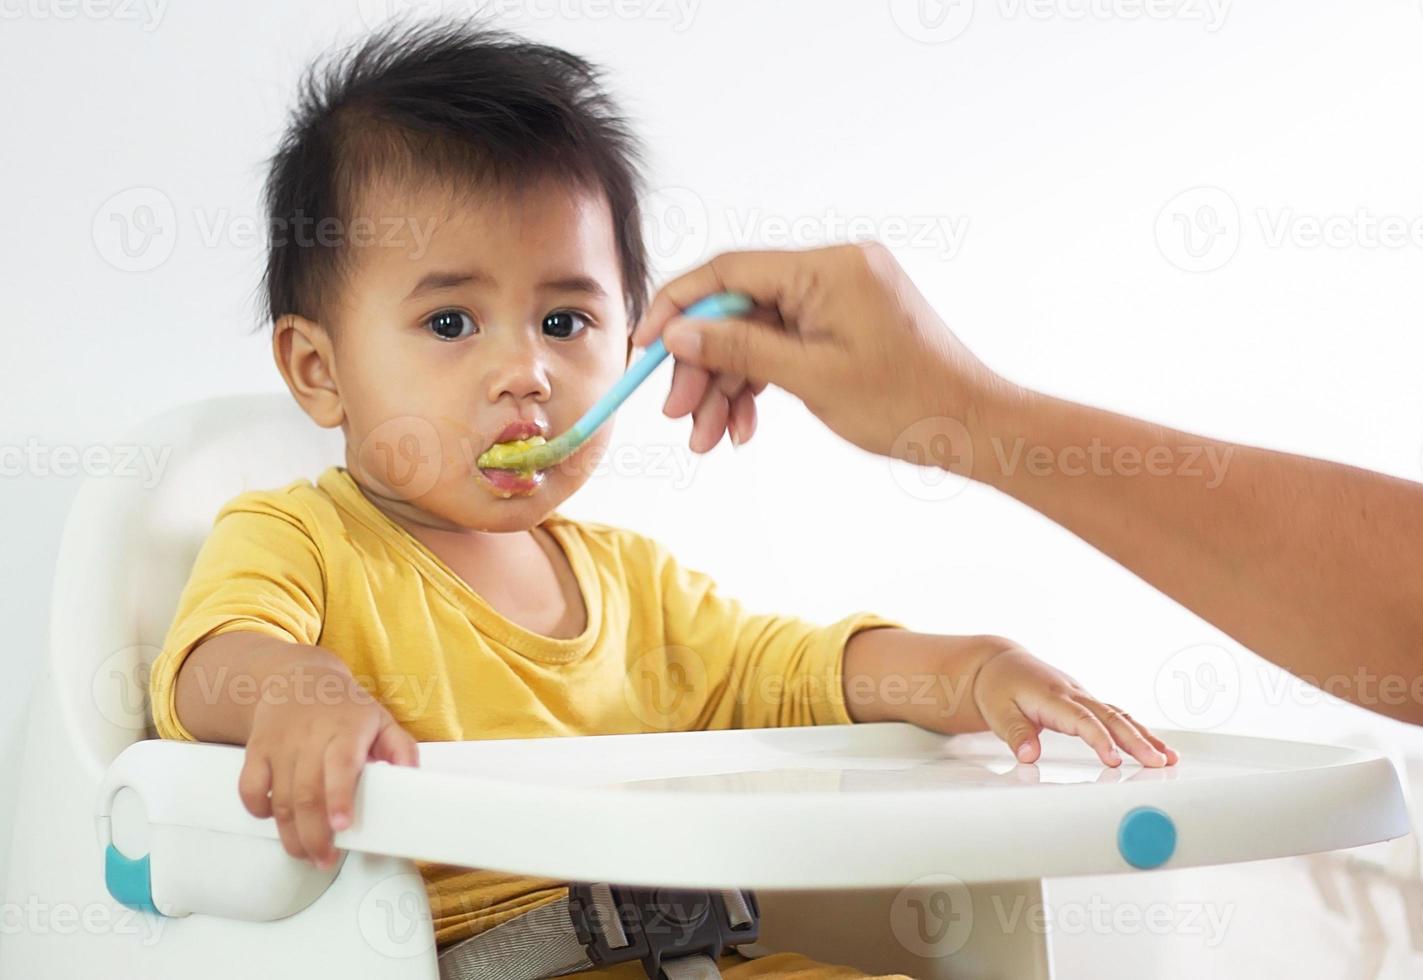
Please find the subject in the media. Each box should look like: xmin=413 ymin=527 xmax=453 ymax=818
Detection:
xmin=486 ymin=345 xmax=552 ymax=403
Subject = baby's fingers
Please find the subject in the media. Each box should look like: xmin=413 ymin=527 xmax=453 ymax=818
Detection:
xmin=238 ymin=748 xmax=273 ymax=819
xmin=370 ymin=718 xmax=421 ymax=768
xmin=1118 ymin=710 xmax=1179 ymax=765
xmin=269 ymin=753 xmax=307 ymax=862
xmin=1079 ymin=698 xmax=1172 ymax=768
xmin=984 ymin=700 xmax=1044 ymax=764
xmin=1036 ymin=697 xmax=1121 ymax=768
xmin=1104 ymin=702 xmax=1179 ymax=765
xmin=292 ymin=738 xmax=337 ymax=868
xmin=323 ymin=733 xmax=368 ymax=837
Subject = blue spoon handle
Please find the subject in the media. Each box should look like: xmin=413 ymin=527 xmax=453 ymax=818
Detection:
xmin=565 ymin=291 xmax=753 ymax=444
xmin=479 ymin=291 xmax=754 ymax=471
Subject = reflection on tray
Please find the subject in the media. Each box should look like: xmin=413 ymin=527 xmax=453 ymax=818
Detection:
xmin=600 ymin=755 xmax=1185 ymax=793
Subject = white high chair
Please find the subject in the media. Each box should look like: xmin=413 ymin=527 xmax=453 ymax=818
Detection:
xmin=0 ymin=394 xmax=1412 ymax=980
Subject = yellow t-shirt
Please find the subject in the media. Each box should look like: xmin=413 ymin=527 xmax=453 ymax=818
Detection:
xmin=149 ymin=465 xmax=898 ymax=950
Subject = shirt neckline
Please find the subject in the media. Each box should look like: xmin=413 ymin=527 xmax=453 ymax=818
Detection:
xmin=318 ymin=466 xmax=601 ymax=665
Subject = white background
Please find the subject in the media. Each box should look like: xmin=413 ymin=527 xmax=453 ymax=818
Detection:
xmin=4 ymin=0 xmax=1423 ymax=974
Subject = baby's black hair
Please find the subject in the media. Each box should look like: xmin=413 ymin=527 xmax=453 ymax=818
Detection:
xmin=259 ymin=19 xmax=648 ymax=330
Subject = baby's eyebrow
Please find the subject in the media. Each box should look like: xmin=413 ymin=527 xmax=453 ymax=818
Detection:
xmin=403 ymin=270 xmax=608 ymax=301
xmin=404 ymin=269 xmax=493 ymax=300
xmin=540 ymin=275 xmax=607 ymax=298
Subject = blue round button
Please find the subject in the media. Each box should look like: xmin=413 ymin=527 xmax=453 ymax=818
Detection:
xmin=1117 ymin=806 xmax=1176 ymax=869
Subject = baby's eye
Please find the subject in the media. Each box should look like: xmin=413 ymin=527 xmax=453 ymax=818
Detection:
xmin=426 ymin=309 xmax=477 ymax=341
xmin=542 ymin=310 xmax=590 ymax=340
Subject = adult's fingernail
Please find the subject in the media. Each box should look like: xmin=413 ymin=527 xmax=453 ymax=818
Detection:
xmin=1016 ymin=742 xmax=1034 ymax=762
xmin=330 ymin=811 xmax=349 ymax=831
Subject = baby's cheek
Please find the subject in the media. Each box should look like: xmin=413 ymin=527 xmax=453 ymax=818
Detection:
xmin=349 ymin=413 xmax=448 ymax=503
xmin=559 ymin=425 xmax=616 ymax=488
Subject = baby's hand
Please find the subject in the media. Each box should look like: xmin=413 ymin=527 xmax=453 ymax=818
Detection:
xmin=972 ymin=647 xmax=1178 ymax=768
xmin=236 ymin=659 xmax=420 ymax=869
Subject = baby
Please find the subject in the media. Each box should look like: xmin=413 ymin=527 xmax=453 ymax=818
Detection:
xmin=148 ymin=19 xmax=1176 ymax=979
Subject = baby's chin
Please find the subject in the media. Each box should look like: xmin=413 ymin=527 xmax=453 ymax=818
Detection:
xmin=432 ymin=471 xmax=578 ymax=532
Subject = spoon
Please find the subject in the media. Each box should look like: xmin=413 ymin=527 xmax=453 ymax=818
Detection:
xmin=476 ymin=291 xmax=754 ymax=473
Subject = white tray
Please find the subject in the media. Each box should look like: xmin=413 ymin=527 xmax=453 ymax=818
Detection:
xmin=98 ymin=722 xmax=1411 ymax=889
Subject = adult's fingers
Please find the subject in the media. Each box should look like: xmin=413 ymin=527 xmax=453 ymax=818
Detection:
xmin=729 ymin=388 xmax=758 ymax=446
xmin=633 ymin=250 xmax=807 ymax=348
xmin=713 ymin=370 xmax=749 ymax=401
xmin=663 ymin=359 xmax=710 ymax=419
xmin=689 ymin=385 xmax=731 ymax=454
xmin=661 ymin=316 xmax=808 ymax=396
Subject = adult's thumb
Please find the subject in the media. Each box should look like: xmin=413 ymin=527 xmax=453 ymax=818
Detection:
xmin=662 ymin=316 xmax=806 ymax=390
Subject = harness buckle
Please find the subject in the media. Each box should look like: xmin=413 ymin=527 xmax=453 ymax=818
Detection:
xmin=567 ymin=883 xmax=759 ymax=979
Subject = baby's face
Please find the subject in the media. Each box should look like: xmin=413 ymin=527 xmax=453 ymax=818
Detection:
xmin=327 ymin=178 xmax=629 ymax=533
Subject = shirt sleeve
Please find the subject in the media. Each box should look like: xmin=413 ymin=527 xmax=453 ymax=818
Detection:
xmin=148 ymin=493 xmax=327 ymax=742
xmin=644 ymin=537 xmax=902 ymax=730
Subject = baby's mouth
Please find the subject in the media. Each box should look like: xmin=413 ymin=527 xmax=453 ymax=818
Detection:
xmin=479 ymin=434 xmax=547 ymax=470
xmin=476 ymin=462 xmax=546 ymax=498
xmin=476 ymin=424 xmax=549 ymax=498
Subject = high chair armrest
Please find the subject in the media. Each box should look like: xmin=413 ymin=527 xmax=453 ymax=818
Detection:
xmin=96 ymin=740 xmax=342 ymax=920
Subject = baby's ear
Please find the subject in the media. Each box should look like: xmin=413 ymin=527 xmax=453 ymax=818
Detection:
xmin=272 ymin=314 xmax=344 ymax=429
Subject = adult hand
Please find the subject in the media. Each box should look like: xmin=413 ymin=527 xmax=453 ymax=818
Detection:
xmin=632 ymin=242 xmax=1012 ymax=464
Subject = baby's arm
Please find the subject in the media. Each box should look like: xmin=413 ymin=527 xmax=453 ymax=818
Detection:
xmin=172 ymin=631 xmax=420 ymax=868
xmin=842 ymin=629 xmax=1176 ymax=767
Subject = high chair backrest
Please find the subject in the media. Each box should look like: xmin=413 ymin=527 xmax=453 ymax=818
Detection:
xmin=3 ymin=395 xmax=432 ymax=980
xmin=52 ymin=394 xmax=343 ymax=777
